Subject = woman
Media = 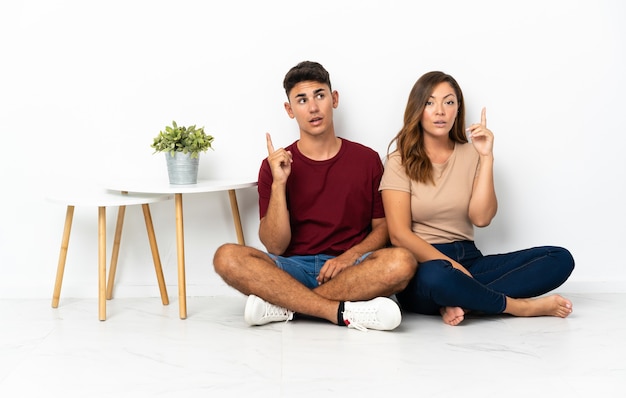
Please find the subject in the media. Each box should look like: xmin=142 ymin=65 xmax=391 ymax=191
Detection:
xmin=380 ymin=71 xmax=574 ymax=326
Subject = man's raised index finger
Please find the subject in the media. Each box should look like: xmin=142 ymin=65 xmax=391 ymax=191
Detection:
xmin=481 ymin=107 xmax=487 ymax=126
xmin=266 ymin=132 xmax=275 ymax=155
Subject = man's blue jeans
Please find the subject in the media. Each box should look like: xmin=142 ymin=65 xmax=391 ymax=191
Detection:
xmin=396 ymin=241 xmax=575 ymax=315
xmin=267 ymin=252 xmax=372 ymax=289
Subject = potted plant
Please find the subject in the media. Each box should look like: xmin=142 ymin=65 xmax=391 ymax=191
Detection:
xmin=151 ymin=121 xmax=215 ymax=184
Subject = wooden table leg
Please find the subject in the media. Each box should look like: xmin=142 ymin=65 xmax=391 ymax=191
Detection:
xmin=175 ymin=193 xmax=187 ymax=319
xmin=106 ymin=205 xmax=126 ymax=300
xmin=228 ymin=189 xmax=245 ymax=245
xmin=142 ymin=203 xmax=169 ymax=305
xmin=52 ymin=205 xmax=74 ymax=308
xmin=98 ymin=206 xmax=107 ymax=321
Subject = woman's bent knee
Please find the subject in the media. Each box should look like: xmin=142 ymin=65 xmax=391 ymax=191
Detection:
xmin=416 ymin=260 xmax=455 ymax=288
xmin=551 ymin=246 xmax=575 ymax=278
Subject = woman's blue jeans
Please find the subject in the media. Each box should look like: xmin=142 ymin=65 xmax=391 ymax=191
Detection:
xmin=396 ymin=241 xmax=575 ymax=315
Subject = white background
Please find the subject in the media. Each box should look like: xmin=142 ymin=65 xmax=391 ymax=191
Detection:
xmin=1 ymin=0 xmax=624 ymax=299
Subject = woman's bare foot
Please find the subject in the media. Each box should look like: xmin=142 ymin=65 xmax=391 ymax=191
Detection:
xmin=505 ymin=294 xmax=573 ymax=318
xmin=440 ymin=306 xmax=465 ymax=326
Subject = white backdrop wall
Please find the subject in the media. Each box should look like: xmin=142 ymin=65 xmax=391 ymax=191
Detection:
xmin=1 ymin=0 xmax=624 ymax=299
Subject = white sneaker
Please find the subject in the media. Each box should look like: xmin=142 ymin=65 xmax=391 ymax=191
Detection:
xmin=244 ymin=294 xmax=294 ymax=326
xmin=342 ymin=297 xmax=401 ymax=331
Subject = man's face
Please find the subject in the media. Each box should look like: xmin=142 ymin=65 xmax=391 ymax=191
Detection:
xmin=284 ymin=81 xmax=338 ymax=137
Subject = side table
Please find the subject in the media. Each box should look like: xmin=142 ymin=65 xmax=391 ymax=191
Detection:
xmin=47 ymin=187 xmax=173 ymax=320
xmin=106 ymin=178 xmax=257 ymax=319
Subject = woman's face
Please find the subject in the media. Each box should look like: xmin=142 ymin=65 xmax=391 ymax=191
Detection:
xmin=420 ymin=82 xmax=459 ymax=140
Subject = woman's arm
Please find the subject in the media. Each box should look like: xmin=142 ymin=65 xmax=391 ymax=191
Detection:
xmin=382 ymin=189 xmax=472 ymax=277
xmin=468 ymin=154 xmax=497 ymax=227
xmin=467 ymin=108 xmax=497 ymax=227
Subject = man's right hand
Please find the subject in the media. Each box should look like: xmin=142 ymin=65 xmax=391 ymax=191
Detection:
xmin=266 ymin=133 xmax=292 ymax=184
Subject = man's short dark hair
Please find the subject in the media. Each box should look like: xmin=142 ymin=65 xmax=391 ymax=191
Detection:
xmin=283 ymin=61 xmax=332 ymax=99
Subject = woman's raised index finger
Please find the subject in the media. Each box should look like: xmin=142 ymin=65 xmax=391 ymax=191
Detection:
xmin=481 ymin=107 xmax=487 ymax=126
xmin=266 ymin=132 xmax=275 ymax=155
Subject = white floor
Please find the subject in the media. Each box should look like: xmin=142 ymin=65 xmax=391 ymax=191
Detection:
xmin=1 ymin=291 xmax=624 ymax=397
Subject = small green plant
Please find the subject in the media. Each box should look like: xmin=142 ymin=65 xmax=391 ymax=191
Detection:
xmin=151 ymin=121 xmax=215 ymax=158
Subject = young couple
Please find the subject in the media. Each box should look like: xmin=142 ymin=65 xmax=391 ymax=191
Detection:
xmin=213 ymin=61 xmax=574 ymax=330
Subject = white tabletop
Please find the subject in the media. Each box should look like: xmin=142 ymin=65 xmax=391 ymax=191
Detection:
xmin=46 ymin=186 xmax=173 ymax=207
xmin=106 ymin=178 xmax=257 ymax=195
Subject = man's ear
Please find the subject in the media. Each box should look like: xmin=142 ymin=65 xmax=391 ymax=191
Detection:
xmin=284 ymin=101 xmax=295 ymax=119
xmin=332 ymin=90 xmax=339 ymax=109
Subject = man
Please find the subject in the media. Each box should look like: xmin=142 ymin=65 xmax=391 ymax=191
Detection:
xmin=213 ymin=61 xmax=416 ymax=331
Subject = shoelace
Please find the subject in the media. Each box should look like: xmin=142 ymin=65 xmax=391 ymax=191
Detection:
xmin=342 ymin=308 xmax=380 ymax=332
xmin=263 ymin=304 xmax=294 ymax=323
